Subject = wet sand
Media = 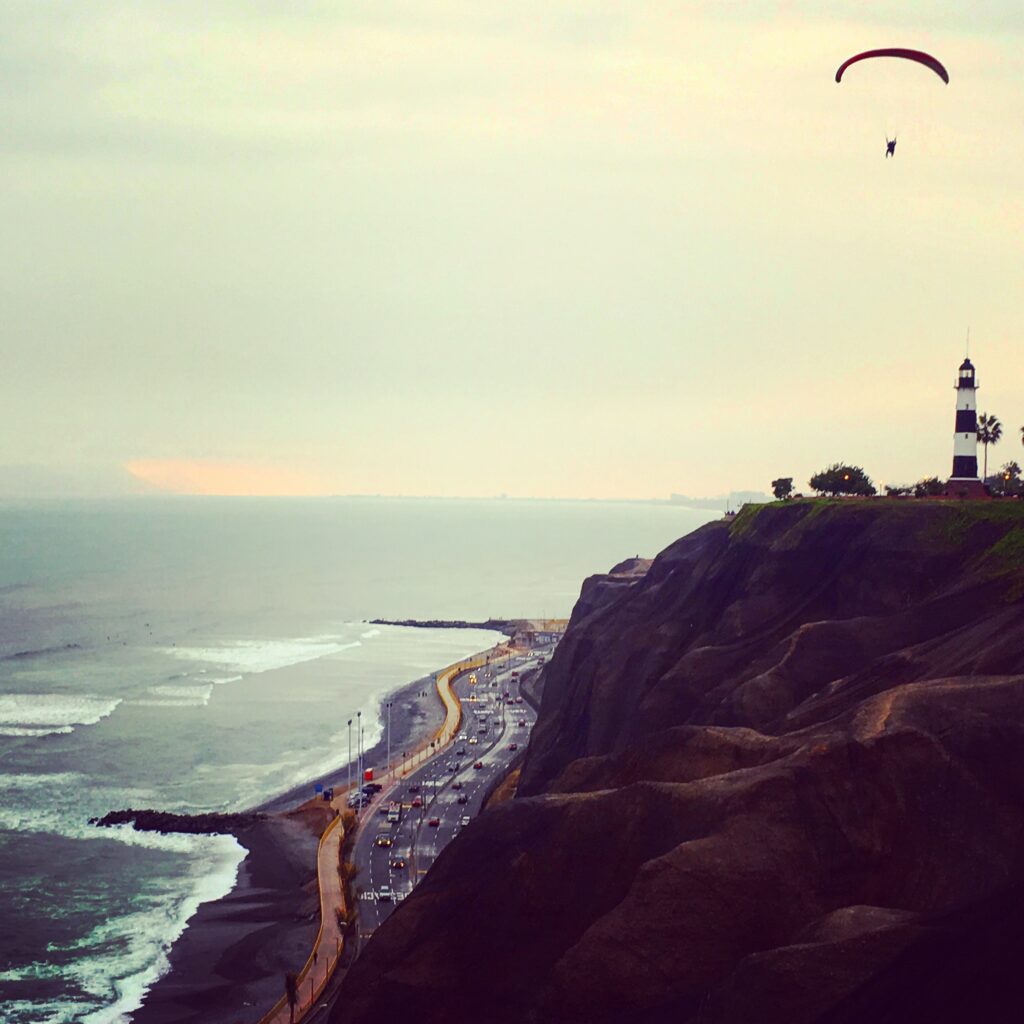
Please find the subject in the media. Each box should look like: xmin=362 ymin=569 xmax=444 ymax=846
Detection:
xmin=131 ymin=670 xmax=448 ymax=1024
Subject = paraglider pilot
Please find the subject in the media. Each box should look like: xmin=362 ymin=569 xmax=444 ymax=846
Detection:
xmin=885 ymin=136 xmax=897 ymax=158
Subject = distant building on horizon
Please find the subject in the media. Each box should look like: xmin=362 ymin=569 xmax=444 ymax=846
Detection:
xmin=947 ymin=356 xmax=986 ymax=497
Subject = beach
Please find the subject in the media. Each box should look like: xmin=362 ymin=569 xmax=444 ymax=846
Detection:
xmin=0 ymin=497 xmax=715 ymax=1023
xmin=130 ymin=666 xmax=452 ymax=1024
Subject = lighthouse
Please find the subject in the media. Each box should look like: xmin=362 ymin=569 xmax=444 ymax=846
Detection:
xmin=948 ymin=356 xmax=982 ymax=492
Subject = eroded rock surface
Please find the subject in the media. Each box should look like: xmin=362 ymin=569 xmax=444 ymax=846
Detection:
xmin=334 ymin=501 xmax=1024 ymax=1024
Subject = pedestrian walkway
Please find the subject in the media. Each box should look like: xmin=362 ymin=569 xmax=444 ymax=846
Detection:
xmin=257 ymin=812 xmax=346 ymax=1024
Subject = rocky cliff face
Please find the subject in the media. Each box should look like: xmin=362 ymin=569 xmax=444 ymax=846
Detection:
xmin=333 ymin=501 xmax=1024 ymax=1024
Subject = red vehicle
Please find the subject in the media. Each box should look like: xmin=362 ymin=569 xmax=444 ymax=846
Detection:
xmin=411 ymin=795 xmax=423 ymax=808
xmin=428 ymin=817 xmax=441 ymax=827
xmin=509 ymin=743 xmax=518 ymax=752
xmin=473 ymin=761 xmax=484 ymax=770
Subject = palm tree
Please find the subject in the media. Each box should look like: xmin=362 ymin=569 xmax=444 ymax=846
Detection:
xmin=977 ymin=413 xmax=1002 ymax=481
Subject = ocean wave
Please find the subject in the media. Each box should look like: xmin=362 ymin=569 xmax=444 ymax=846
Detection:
xmin=0 ymin=803 xmax=228 ymax=854
xmin=0 ymin=694 xmax=122 ymax=732
xmin=360 ymin=628 xmax=382 ymax=639
xmin=51 ymin=833 xmax=245 ymax=1024
xmin=0 ymin=724 xmax=75 ymax=737
xmin=161 ymin=636 xmax=362 ymax=674
xmin=137 ymin=683 xmax=215 ymax=708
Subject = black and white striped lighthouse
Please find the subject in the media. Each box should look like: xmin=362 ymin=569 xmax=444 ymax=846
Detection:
xmin=950 ymin=357 xmax=979 ymax=481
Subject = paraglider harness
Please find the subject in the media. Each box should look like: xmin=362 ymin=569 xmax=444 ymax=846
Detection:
xmin=885 ymin=136 xmax=897 ymax=158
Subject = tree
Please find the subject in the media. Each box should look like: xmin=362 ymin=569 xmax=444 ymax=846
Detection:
xmin=808 ymin=463 xmax=877 ymax=497
xmin=771 ymin=477 xmax=794 ymax=500
xmin=285 ymin=972 xmax=299 ymax=1024
xmin=977 ymin=413 xmax=1003 ymax=480
xmin=913 ymin=476 xmax=945 ymax=498
xmin=991 ymin=461 xmax=1023 ymax=497
xmin=884 ymin=484 xmax=912 ymax=497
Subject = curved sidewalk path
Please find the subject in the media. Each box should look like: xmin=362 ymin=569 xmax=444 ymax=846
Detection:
xmin=255 ymin=646 xmax=505 ymax=1023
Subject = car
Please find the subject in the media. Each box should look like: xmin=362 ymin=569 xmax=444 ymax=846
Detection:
xmin=455 ymin=748 xmax=466 ymax=756
xmin=494 ymin=718 xmax=502 ymax=724
xmin=378 ymin=885 xmax=393 ymax=902
xmin=446 ymin=761 xmax=457 ymax=770
xmin=457 ymin=794 xmax=468 ymax=804
xmin=468 ymin=737 xmax=479 ymax=745
xmin=387 ymin=809 xmax=400 ymax=823
xmin=516 ymin=696 xmax=524 ymax=704
xmin=375 ymin=833 xmax=393 ymax=847
xmin=473 ymin=761 xmax=484 ymax=770
xmin=509 ymin=743 xmax=518 ymax=751
xmin=460 ymin=815 xmax=471 ymax=826
xmin=347 ymin=794 xmax=370 ymax=808
xmin=362 ymin=782 xmax=383 ymax=794
xmin=518 ymin=720 xmax=527 ymax=727
xmin=390 ymin=857 xmax=406 ymax=870
xmin=478 ymin=726 xmax=488 ymax=734
xmin=452 ymin=781 xmax=463 ymax=790
xmin=458 ymin=733 xmax=468 ymax=741
xmin=503 ymin=691 xmax=511 ymax=699
xmin=408 ymin=784 xmax=420 ymax=793
xmin=428 ymin=817 xmax=440 ymax=827
xmin=411 ymin=795 xmax=423 ymax=808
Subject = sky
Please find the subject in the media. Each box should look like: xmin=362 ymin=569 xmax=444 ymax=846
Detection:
xmin=2 ymin=1 xmax=1024 ymax=499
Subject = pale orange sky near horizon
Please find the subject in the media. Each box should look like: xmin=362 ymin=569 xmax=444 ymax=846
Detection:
xmin=3 ymin=2 xmax=1024 ymax=499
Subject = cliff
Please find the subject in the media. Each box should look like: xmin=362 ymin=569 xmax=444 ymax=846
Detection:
xmin=333 ymin=500 xmax=1024 ymax=1024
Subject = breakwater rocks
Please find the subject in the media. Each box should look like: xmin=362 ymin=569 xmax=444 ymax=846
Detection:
xmin=334 ymin=500 xmax=1024 ymax=1024
xmin=369 ymin=617 xmax=518 ymax=633
xmin=90 ymin=808 xmax=266 ymax=835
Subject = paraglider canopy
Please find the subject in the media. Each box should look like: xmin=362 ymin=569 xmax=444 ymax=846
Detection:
xmin=835 ymin=48 xmax=949 ymax=85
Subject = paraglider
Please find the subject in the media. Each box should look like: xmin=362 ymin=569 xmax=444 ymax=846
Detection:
xmin=836 ymin=49 xmax=947 ymax=155
xmin=835 ymin=48 xmax=949 ymax=85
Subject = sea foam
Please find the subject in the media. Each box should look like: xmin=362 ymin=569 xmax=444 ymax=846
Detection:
xmin=0 ymin=694 xmax=122 ymax=735
xmin=161 ymin=635 xmax=362 ymax=674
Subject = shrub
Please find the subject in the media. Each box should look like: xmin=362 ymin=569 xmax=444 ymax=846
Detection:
xmin=913 ymin=476 xmax=945 ymax=498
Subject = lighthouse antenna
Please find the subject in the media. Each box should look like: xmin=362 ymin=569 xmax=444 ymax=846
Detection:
xmin=966 ymin=326 xmax=970 ymax=358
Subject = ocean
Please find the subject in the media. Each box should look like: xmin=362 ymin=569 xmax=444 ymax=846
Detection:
xmin=0 ymin=496 xmax=715 ymax=1022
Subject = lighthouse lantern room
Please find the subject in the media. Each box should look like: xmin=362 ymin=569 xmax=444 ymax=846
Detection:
xmin=949 ymin=356 xmax=980 ymax=484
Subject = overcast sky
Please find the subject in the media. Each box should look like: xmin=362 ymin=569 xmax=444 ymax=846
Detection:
xmin=3 ymin=2 xmax=1023 ymax=498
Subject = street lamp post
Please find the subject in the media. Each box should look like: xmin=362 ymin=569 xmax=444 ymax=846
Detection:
xmin=386 ymin=701 xmax=393 ymax=780
xmin=356 ymin=710 xmax=362 ymax=792
xmin=347 ymin=718 xmax=352 ymax=802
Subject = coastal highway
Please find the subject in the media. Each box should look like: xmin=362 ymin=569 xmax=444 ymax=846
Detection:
xmin=350 ymin=651 xmax=544 ymax=945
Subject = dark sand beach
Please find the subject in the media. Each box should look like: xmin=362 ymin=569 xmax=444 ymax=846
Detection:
xmin=131 ymin=669 xmax=449 ymax=1024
